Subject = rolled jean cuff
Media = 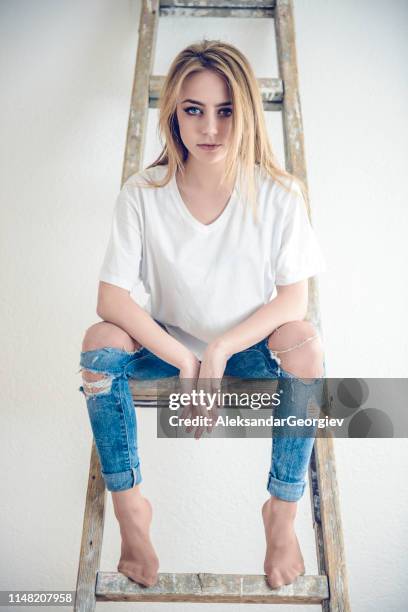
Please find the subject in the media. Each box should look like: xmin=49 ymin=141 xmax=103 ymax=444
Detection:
xmin=267 ymin=473 xmax=306 ymax=502
xmin=102 ymin=463 xmax=142 ymax=492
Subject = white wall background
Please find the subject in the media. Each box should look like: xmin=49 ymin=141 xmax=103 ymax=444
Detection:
xmin=1 ymin=1 xmax=407 ymax=611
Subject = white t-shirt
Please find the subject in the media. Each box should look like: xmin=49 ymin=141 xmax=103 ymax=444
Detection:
xmin=99 ymin=164 xmax=327 ymax=361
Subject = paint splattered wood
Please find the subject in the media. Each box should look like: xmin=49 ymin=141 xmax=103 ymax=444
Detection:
xmin=96 ymin=571 xmax=328 ymax=604
xmin=160 ymin=0 xmax=276 ymax=18
xmin=149 ymin=75 xmax=283 ymax=109
xmin=122 ymin=0 xmax=160 ymax=185
xmin=74 ymin=441 xmax=106 ymax=612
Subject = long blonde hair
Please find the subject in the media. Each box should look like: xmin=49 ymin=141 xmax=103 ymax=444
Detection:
xmin=135 ymin=39 xmax=306 ymax=223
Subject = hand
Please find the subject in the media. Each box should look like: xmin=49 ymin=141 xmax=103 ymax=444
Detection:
xmin=193 ymin=342 xmax=230 ymax=439
xmin=178 ymin=353 xmax=201 ymax=436
xmin=179 ymin=353 xmax=201 ymax=379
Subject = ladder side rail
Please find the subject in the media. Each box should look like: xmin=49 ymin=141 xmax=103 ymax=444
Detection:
xmin=122 ymin=0 xmax=160 ymax=185
xmin=314 ymin=436 xmax=351 ymax=612
xmin=74 ymin=441 xmax=107 ymax=612
xmin=75 ymin=3 xmax=159 ymax=608
xmin=274 ymin=2 xmax=351 ymax=610
xmin=274 ymin=0 xmax=321 ymax=328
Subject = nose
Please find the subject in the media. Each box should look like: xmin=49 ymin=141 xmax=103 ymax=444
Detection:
xmin=201 ymin=111 xmax=219 ymax=136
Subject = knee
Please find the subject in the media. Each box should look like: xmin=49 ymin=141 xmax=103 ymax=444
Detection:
xmin=267 ymin=320 xmax=324 ymax=378
xmin=267 ymin=320 xmax=319 ymax=351
xmin=80 ymin=321 xmax=141 ymax=397
xmin=80 ymin=369 xmax=114 ymax=397
xmin=81 ymin=321 xmax=140 ymax=353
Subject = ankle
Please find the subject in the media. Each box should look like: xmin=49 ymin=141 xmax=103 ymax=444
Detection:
xmin=265 ymin=495 xmax=297 ymax=520
xmin=112 ymin=486 xmax=146 ymax=517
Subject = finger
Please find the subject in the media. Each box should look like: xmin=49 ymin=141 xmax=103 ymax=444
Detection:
xmin=207 ymin=376 xmax=222 ymax=432
xmin=180 ymin=393 xmax=193 ymax=420
xmin=185 ymin=404 xmax=197 ymax=434
xmin=207 ymin=403 xmax=219 ymax=433
xmin=179 ymin=374 xmax=198 ymax=432
xmin=194 ymin=378 xmax=210 ymax=437
xmin=180 ymin=404 xmax=190 ymax=420
xmin=194 ymin=424 xmax=206 ymax=440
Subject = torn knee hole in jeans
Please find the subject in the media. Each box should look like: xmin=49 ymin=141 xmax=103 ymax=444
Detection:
xmin=79 ymin=368 xmax=114 ymax=398
xmin=267 ymin=334 xmax=324 ymax=382
xmin=267 ymin=334 xmax=320 ymax=366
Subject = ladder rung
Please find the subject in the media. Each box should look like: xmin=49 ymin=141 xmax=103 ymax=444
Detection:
xmin=160 ymin=0 xmax=276 ymax=18
xmin=96 ymin=572 xmax=329 ymax=604
xmin=149 ymin=75 xmax=283 ymax=109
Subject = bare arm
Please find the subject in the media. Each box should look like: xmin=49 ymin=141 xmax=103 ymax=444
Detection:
xmin=210 ymin=280 xmax=309 ymax=358
xmin=96 ymin=281 xmax=196 ymax=370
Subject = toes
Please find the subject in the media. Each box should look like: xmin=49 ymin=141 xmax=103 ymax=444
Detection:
xmin=266 ymin=567 xmax=304 ymax=589
xmin=117 ymin=563 xmax=158 ymax=588
xmin=142 ymin=574 xmax=158 ymax=588
xmin=266 ymin=569 xmax=284 ymax=589
xmin=135 ymin=573 xmax=158 ymax=588
xmin=124 ymin=572 xmax=157 ymax=588
xmin=281 ymin=569 xmax=298 ymax=585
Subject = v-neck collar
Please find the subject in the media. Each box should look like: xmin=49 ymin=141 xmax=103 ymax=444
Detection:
xmin=170 ymin=170 xmax=239 ymax=233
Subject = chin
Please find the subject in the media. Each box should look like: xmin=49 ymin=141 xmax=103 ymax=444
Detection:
xmin=195 ymin=150 xmax=227 ymax=163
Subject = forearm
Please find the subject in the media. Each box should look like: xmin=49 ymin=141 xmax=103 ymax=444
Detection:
xmin=97 ymin=291 xmax=194 ymax=369
xmin=213 ymin=289 xmax=307 ymax=358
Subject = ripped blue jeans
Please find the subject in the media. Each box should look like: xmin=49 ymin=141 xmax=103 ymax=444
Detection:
xmin=78 ymin=322 xmax=325 ymax=501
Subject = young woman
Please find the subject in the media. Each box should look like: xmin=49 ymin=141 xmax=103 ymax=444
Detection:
xmin=78 ymin=40 xmax=326 ymax=590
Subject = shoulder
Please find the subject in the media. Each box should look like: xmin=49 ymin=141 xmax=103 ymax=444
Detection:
xmin=255 ymin=166 xmax=301 ymax=211
xmin=114 ymin=165 xmax=171 ymax=216
xmin=122 ymin=164 xmax=170 ymax=193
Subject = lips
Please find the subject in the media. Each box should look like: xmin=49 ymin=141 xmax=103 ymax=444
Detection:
xmin=197 ymin=144 xmax=221 ymax=149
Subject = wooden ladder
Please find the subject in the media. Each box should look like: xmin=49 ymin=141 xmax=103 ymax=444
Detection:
xmin=74 ymin=1 xmax=351 ymax=609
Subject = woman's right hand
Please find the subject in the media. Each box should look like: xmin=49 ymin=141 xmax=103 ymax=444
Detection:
xmin=179 ymin=354 xmax=201 ymax=380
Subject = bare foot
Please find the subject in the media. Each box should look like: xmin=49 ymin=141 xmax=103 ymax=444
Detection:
xmin=112 ymin=487 xmax=159 ymax=587
xmin=262 ymin=496 xmax=305 ymax=589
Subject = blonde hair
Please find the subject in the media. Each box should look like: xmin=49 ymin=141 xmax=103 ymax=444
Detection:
xmin=135 ymin=39 xmax=306 ymax=223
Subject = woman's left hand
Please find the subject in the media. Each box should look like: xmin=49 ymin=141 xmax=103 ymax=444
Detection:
xmin=194 ymin=342 xmax=229 ymax=439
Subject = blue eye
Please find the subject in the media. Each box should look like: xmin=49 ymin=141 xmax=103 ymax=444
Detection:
xmin=184 ymin=106 xmax=201 ymax=115
xmin=183 ymin=106 xmax=232 ymax=117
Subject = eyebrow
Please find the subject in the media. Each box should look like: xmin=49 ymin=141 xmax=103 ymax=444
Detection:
xmin=181 ymin=98 xmax=232 ymax=107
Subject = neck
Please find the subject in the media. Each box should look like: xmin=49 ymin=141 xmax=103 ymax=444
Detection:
xmin=179 ymin=156 xmax=236 ymax=192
